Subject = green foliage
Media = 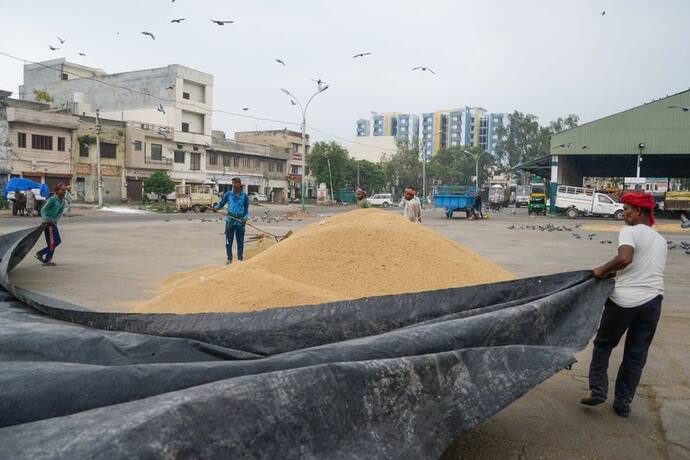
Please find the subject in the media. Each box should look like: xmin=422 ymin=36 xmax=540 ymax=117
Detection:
xmin=0 ymin=196 xmax=7 ymax=210
xmin=428 ymin=146 xmax=493 ymax=186
xmin=307 ymin=141 xmax=387 ymax=195
xmin=494 ymin=112 xmax=580 ymax=169
xmin=143 ymin=171 xmax=175 ymax=199
xmin=33 ymin=89 xmax=53 ymax=104
xmin=381 ymin=141 xmax=422 ymax=194
xmin=145 ymin=202 xmax=177 ymax=213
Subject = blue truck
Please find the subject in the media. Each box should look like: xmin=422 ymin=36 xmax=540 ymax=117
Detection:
xmin=433 ymin=185 xmax=478 ymax=219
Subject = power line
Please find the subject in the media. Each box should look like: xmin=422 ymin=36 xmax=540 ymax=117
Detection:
xmin=0 ymin=50 xmax=399 ymax=154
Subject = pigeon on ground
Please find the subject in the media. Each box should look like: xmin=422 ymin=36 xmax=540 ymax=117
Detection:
xmin=572 ymin=233 xmax=581 ymax=239
xmin=141 ymin=31 xmax=155 ymax=40
xmin=574 ymin=223 xmax=583 ymax=228
xmin=587 ymin=233 xmax=596 ymax=240
xmin=353 ymin=52 xmax=372 ymax=58
xmin=681 ymin=214 xmax=690 ymax=228
xmin=507 ymin=225 xmax=515 ymax=230
xmin=412 ymin=66 xmax=436 ymax=74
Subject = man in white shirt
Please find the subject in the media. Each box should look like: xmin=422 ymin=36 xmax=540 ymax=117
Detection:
xmin=581 ymin=192 xmax=667 ymax=417
xmin=401 ymin=186 xmax=422 ymax=223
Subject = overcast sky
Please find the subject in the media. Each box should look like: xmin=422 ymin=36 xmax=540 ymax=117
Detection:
xmin=2 ymin=0 xmax=689 ymax=146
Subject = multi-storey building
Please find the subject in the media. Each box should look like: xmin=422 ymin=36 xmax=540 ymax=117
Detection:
xmin=367 ymin=113 xmax=419 ymax=145
xmin=234 ymin=129 xmax=313 ymax=200
xmin=210 ymin=131 xmax=290 ymax=201
xmin=421 ymin=109 xmax=464 ymax=158
xmin=486 ymin=113 xmax=506 ymax=155
xmin=356 ymin=119 xmax=371 ymax=137
xmin=0 ymin=92 xmax=77 ymax=191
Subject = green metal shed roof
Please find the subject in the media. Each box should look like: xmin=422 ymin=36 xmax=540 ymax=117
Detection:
xmin=551 ymin=89 xmax=690 ymax=156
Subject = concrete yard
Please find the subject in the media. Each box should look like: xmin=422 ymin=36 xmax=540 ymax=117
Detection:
xmin=1 ymin=204 xmax=688 ymax=459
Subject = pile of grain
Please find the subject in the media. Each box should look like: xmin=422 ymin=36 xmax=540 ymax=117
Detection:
xmin=135 ymin=209 xmax=513 ymax=314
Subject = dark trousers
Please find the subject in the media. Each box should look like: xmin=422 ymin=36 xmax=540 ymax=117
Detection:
xmin=588 ymin=295 xmax=662 ymax=413
xmin=36 ymin=223 xmax=61 ymax=263
xmin=225 ymin=224 xmax=245 ymax=261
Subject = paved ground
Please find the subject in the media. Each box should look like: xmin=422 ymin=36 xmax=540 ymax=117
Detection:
xmin=1 ymin=204 xmax=688 ymax=459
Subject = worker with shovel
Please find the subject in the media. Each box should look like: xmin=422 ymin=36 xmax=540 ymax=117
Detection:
xmin=211 ymin=177 xmax=249 ymax=264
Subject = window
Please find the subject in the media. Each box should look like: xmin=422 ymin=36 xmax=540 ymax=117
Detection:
xmin=291 ymin=165 xmax=300 ymax=175
xmin=190 ymin=153 xmax=201 ymax=171
xmin=150 ymin=143 xmax=162 ymax=161
xmin=100 ymin=142 xmax=117 ymax=159
xmin=61 ymin=73 xmax=68 ymax=81
xmin=223 ymin=154 xmax=230 ymax=167
xmin=233 ymin=156 xmax=239 ymax=167
xmin=275 ymin=162 xmax=284 ymax=172
xmin=57 ymin=137 xmax=65 ymax=152
xmin=242 ymin=158 xmax=251 ymax=168
xmin=192 ymin=146 xmax=198 ymax=151
xmin=31 ymin=134 xmax=53 ymax=150
xmin=134 ymin=140 xmax=142 ymax=151
xmin=291 ymin=143 xmax=300 ymax=153
xmin=598 ymin=194 xmax=612 ymax=204
xmin=174 ymin=151 xmax=185 ymax=163
xmin=79 ymin=142 xmax=89 ymax=157
xmin=17 ymin=132 xmax=27 ymax=148
xmin=183 ymin=92 xmax=190 ymax=100
xmin=181 ymin=122 xmax=190 ymax=133
xmin=254 ymin=159 xmax=260 ymax=169
xmin=209 ymin=152 xmax=218 ymax=165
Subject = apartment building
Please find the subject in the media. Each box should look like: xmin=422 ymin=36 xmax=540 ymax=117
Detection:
xmin=210 ymin=131 xmax=289 ymax=201
xmin=0 ymin=91 xmax=77 ymax=190
xmin=356 ymin=119 xmax=371 ymax=137
xmin=234 ymin=129 xmax=313 ymax=199
xmin=421 ymin=109 xmax=464 ymax=158
xmin=367 ymin=113 xmax=419 ymax=145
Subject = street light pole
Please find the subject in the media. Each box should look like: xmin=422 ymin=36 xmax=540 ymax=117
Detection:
xmin=464 ymin=149 xmax=487 ymax=191
xmin=95 ymin=109 xmax=103 ymax=208
xmin=281 ymin=85 xmax=329 ymax=212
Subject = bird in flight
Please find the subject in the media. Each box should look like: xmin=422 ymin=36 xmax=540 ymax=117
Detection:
xmin=56 ymin=35 xmax=66 ymax=44
xmin=171 ymin=18 xmax=185 ymax=23
xmin=601 ymin=10 xmax=606 ymax=16
xmin=141 ymin=31 xmax=156 ymax=40
xmin=242 ymin=107 xmax=250 ymax=111
xmin=668 ymin=105 xmax=690 ymax=112
xmin=78 ymin=52 xmax=86 ymax=56
xmin=275 ymin=58 xmax=286 ymax=66
xmin=157 ymin=104 xmax=166 ymax=114
xmin=352 ymin=52 xmax=372 ymax=59
xmin=412 ymin=66 xmax=436 ymax=74
xmin=166 ymin=85 xmax=174 ymax=90
xmin=49 ymin=45 xmax=60 ymax=51
xmin=211 ymin=20 xmax=234 ymax=25
xmin=290 ymin=100 xmax=297 ymax=106
xmin=310 ymin=78 xmax=325 ymax=85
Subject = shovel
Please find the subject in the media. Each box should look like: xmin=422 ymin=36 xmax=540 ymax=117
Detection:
xmin=226 ymin=215 xmax=293 ymax=242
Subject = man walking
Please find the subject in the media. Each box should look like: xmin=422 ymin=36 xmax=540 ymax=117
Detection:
xmin=355 ymin=188 xmax=371 ymax=209
xmin=34 ymin=183 xmax=68 ymax=266
xmin=582 ymin=192 xmax=667 ymax=417
xmin=211 ymin=178 xmax=249 ymax=264
xmin=402 ymin=186 xmax=421 ymax=223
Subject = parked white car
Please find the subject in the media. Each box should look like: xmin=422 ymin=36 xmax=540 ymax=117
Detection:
xmin=555 ymin=185 xmax=624 ymax=220
xmin=248 ymin=192 xmax=269 ymax=203
xmin=367 ymin=193 xmax=394 ymax=207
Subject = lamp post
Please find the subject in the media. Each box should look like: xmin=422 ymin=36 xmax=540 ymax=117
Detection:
xmin=464 ymin=149 xmax=488 ymax=190
xmin=281 ymin=84 xmax=329 ymax=212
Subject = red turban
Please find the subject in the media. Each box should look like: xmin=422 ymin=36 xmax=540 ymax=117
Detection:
xmin=621 ymin=192 xmax=656 ymax=226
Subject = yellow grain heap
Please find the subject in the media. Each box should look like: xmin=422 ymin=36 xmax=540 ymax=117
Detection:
xmin=135 ymin=209 xmax=513 ymax=314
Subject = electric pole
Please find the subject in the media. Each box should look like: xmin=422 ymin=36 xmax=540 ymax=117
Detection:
xmin=95 ymin=109 xmax=103 ymax=208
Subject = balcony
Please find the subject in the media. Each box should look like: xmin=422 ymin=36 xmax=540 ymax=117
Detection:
xmin=145 ymin=156 xmax=173 ymax=165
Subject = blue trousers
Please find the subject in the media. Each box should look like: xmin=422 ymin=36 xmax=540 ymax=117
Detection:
xmin=225 ymin=223 xmax=245 ymax=261
xmin=588 ymin=295 xmax=662 ymax=414
xmin=37 ymin=223 xmax=61 ymax=263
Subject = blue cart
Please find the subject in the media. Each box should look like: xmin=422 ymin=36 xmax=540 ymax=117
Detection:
xmin=433 ymin=186 xmax=478 ymax=219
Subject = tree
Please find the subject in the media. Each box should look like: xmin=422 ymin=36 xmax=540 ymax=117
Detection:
xmin=33 ymin=89 xmax=53 ymax=104
xmin=346 ymin=159 xmax=386 ymax=192
xmin=307 ymin=141 xmax=351 ymax=195
xmin=381 ymin=141 xmax=422 ymax=195
xmin=144 ymin=171 xmax=174 ymax=200
xmin=428 ymin=146 xmax=493 ymax=187
xmin=549 ymin=114 xmax=580 ymax=134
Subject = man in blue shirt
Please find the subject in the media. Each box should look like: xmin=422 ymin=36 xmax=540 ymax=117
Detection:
xmin=211 ymin=177 xmax=249 ymax=264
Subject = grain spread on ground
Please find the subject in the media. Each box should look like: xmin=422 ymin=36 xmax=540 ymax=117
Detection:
xmin=135 ymin=209 xmax=513 ymax=314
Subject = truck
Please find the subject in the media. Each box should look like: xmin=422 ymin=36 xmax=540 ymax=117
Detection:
xmin=488 ymin=184 xmax=506 ymax=210
xmin=515 ymin=185 xmax=531 ymax=208
xmin=175 ymin=184 xmax=217 ymax=213
xmin=433 ymin=185 xmax=477 ymax=219
xmin=661 ymin=191 xmax=690 ymax=215
xmin=555 ymin=185 xmax=624 ymax=220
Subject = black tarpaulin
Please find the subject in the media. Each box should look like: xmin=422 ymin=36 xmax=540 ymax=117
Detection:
xmin=0 ymin=226 xmax=612 ymax=459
